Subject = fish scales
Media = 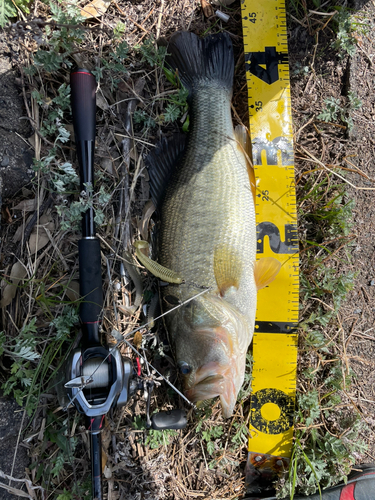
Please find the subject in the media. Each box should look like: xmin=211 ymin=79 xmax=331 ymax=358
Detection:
xmin=160 ymin=86 xmax=257 ymax=314
xmin=146 ymin=31 xmax=271 ymax=417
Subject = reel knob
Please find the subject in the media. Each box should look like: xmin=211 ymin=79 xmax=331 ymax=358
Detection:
xmin=150 ymin=409 xmax=187 ymax=430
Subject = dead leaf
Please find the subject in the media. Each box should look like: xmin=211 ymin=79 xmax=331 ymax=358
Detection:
xmin=13 ymin=214 xmax=33 ymax=243
xmin=28 ymin=134 xmax=36 ymax=149
xmin=139 ymin=200 xmax=156 ymax=241
xmin=201 ymin=0 xmax=214 ymax=17
xmin=22 ymin=187 xmax=33 ymax=197
xmin=29 ymin=214 xmax=55 ymax=255
xmin=64 ymin=280 xmax=80 ymax=302
xmin=1 ymin=206 xmax=12 ymax=224
xmin=96 ymin=92 xmax=109 ymax=111
xmin=0 ymin=261 xmax=28 ymax=308
xmin=101 ymin=158 xmax=114 ymax=175
xmin=80 ymin=0 xmax=111 ymax=19
xmin=13 ymin=199 xmax=37 ymax=212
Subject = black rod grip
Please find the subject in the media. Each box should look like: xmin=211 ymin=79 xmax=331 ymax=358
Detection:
xmin=79 ymin=239 xmax=103 ymax=327
xmin=70 ymin=70 xmax=97 ymax=238
xmin=70 ymin=69 xmax=96 ymax=142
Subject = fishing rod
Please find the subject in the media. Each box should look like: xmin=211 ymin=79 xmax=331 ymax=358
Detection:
xmin=63 ymin=69 xmax=187 ymax=500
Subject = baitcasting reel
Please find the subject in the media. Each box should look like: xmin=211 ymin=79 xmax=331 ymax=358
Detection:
xmin=64 ymin=346 xmax=134 ymax=417
xmin=63 ymin=343 xmax=188 ymax=431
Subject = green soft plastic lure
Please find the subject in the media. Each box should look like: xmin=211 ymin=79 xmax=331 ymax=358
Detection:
xmin=134 ymin=241 xmax=183 ymax=284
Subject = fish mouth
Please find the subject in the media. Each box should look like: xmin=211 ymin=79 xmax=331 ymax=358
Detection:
xmin=181 ymin=304 xmax=252 ymax=418
xmin=185 ymin=360 xmax=239 ymax=418
xmin=185 ymin=371 xmax=226 ymax=402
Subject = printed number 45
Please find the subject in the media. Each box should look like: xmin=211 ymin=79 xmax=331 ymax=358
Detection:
xmin=249 ymin=12 xmax=256 ymax=23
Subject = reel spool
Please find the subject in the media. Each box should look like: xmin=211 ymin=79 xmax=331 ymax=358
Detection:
xmin=64 ymin=346 xmax=133 ymax=417
xmin=82 ymin=357 xmax=110 ymax=389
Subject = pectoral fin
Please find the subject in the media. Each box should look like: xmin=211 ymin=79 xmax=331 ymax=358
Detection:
xmin=134 ymin=240 xmax=183 ymax=284
xmin=214 ymin=245 xmax=242 ymax=297
xmin=234 ymin=125 xmax=256 ymax=203
xmin=254 ymin=257 xmax=281 ymax=290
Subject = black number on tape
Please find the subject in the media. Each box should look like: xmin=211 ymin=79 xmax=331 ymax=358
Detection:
xmin=250 ymin=388 xmax=294 ymax=435
xmin=245 ymin=47 xmax=288 ymax=85
xmin=252 ymin=136 xmax=293 ymax=166
xmin=257 ymin=222 xmax=297 ymax=254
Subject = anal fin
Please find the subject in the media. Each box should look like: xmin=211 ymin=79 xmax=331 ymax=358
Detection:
xmin=254 ymin=257 xmax=281 ymax=291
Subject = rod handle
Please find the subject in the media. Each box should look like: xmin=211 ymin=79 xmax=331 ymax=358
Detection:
xmin=79 ymin=238 xmax=103 ymax=329
xmin=70 ymin=69 xmax=96 ymax=142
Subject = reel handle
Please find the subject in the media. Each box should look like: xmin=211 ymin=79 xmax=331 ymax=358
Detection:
xmin=151 ymin=409 xmax=187 ymax=430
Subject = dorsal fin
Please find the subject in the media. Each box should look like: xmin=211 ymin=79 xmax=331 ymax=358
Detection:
xmin=145 ymin=134 xmax=186 ymax=209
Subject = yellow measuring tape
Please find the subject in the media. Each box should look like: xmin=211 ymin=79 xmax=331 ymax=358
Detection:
xmin=241 ymin=0 xmax=299 ymax=490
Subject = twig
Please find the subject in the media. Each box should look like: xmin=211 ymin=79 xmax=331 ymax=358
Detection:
xmin=299 ymin=146 xmax=375 ymax=191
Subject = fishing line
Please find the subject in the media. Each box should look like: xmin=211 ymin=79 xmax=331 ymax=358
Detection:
xmin=64 ymin=286 xmax=212 ymax=410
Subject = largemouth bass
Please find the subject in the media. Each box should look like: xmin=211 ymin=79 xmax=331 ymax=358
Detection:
xmin=145 ymin=31 xmax=280 ymax=418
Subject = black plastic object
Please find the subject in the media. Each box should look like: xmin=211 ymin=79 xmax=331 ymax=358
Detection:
xmin=70 ymin=69 xmax=96 ymax=237
xmin=78 ymin=238 xmax=103 ymax=344
xmin=87 ymin=415 xmax=104 ymax=500
xmin=151 ymin=409 xmax=187 ymax=430
xmin=243 ymin=464 xmax=375 ymax=499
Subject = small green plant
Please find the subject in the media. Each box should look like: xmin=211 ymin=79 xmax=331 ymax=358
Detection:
xmin=91 ymin=40 xmax=129 ymax=89
xmin=291 ymin=61 xmax=310 ymax=77
xmin=136 ymin=36 xmax=167 ymax=68
xmin=56 ymin=183 xmax=111 ymax=231
xmin=25 ymin=1 xmax=84 ymax=75
xmin=145 ymin=427 xmax=178 ymax=449
xmin=0 ymin=0 xmax=30 ymax=27
xmin=332 ymin=8 xmax=368 ymax=57
xmin=318 ymin=92 xmax=362 ymax=131
xmin=161 ymin=87 xmax=189 ymax=128
xmin=32 ymin=83 xmax=71 ymax=145
xmin=1 ymin=306 xmax=78 ymax=415
xmin=133 ymin=415 xmax=178 ymax=449
xmin=30 ymin=412 xmax=92 ymax=497
xmin=133 ymin=109 xmax=156 ymax=129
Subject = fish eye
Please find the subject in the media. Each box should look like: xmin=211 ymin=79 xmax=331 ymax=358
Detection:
xmin=178 ymin=361 xmax=191 ymax=375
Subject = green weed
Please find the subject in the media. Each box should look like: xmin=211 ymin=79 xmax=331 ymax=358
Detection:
xmin=0 ymin=0 xmax=30 ymax=27
xmin=133 ymin=416 xmax=178 ymax=449
xmin=1 ymin=306 xmax=78 ymax=415
xmin=318 ymin=92 xmax=362 ymax=131
xmin=332 ymin=8 xmax=369 ymax=57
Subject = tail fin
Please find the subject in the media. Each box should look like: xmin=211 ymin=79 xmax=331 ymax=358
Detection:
xmin=166 ymin=31 xmax=234 ymax=95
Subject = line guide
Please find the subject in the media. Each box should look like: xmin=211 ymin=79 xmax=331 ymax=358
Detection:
xmin=241 ymin=0 xmax=299 ymax=492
